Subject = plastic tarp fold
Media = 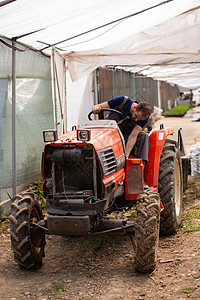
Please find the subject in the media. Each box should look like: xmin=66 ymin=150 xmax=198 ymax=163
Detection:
xmin=66 ymin=71 xmax=94 ymax=130
xmin=0 ymin=0 xmax=185 ymax=51
xmin=64 ymin=4 xmax=200 ymax=88
xmin=51 ymin=48 xmax=66 ymax=136
xmin=1 ymin=0 xmax=200 ymax=88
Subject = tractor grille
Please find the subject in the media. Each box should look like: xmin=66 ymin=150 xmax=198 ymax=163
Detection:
xmin=44 ymin=144 xmax=102 ymax=199
xmin=97 ymin=147 xmax=117 ymax=177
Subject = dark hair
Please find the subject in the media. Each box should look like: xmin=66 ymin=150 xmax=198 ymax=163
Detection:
xmin=136 ymin=102 xmax=153 ymax=118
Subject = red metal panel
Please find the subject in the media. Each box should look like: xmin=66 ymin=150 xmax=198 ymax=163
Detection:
xmin=125 ymin=158 xmax=144 ymax=200
xmin=144 ymin=127 xmax=175 ymax=188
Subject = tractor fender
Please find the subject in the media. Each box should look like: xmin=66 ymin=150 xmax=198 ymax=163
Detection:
xmin=144 ymin=127 xmax=174 ymax=189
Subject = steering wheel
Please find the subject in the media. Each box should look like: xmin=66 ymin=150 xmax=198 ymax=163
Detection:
xmin=88 ymin=108 xmax=127 ymax=122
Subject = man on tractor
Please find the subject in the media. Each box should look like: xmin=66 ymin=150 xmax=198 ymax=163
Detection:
xmin=92 ymin=95 xmax=152 ymax=163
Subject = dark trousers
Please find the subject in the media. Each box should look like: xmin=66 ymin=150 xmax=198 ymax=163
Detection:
xmin=130 ymin=131 xmax=149 ymax=161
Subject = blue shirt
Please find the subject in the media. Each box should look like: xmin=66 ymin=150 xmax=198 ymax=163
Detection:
xmin=108 ymin=95 xmax=149 ymax=128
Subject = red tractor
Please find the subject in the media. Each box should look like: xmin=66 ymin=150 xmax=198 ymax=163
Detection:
xmin=9 ymin=109 xmax=189 ymax=272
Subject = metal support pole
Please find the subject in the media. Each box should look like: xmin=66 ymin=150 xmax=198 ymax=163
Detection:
xmin=12 ymin=39 xmax=17 ymax=196
xmin=52 ymin=49 xmax=58 ymax=131
xmin=93 ymin=148 xmax=97 ymax=199
xmin=93 ymin=70 xmax=98 ymax=120
xmin=157 ymin=81 xmax=161 ymax=109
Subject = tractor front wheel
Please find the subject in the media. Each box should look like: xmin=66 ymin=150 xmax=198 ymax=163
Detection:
xmin=9 ymin=192 xmax=45 ymax=270
xmin=133 ymin=192 xmax=160 ymax=273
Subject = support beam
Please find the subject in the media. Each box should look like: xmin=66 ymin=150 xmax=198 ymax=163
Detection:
xmin=52 ymin=50 xmax=58 ymax=131
xmin=12 ymin=39 xmax=17 ymax=197
xmin=93 ymin=70 xmax=98 ymax=120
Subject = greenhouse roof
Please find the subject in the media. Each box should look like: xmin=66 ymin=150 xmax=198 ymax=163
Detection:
xmin=1 ymin=0 xmax=200 ymax=88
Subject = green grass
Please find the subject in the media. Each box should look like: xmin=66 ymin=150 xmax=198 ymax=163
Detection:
xmin=182 ymin=287 xmax=194 ymax=294
xmin=163 ymin=104 xmax=190 ymax=116
xmin=182 ymin=205 xmax=200 ymax=232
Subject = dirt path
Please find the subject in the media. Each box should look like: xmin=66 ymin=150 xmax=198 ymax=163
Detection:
xmin=155 ymin=109 xmax=200 ymax=154
xmin=0 ymin=178 xmax=200 ymax=300
xmin=1 ymin=112 xmax=200 ymax=300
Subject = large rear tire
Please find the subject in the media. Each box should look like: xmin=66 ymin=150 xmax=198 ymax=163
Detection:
xmin=133 ymin=192 xmax=160 ymax=273
xmin=9 ymin=192 xmax=45 ymax=270
xmin=158 ymin=139 xmax=183 ymax=235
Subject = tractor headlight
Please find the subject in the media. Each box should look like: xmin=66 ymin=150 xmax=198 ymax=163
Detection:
xmin=43 ymin=129 xmax=58 ymax=143
xmin=116 ymin=154 xmax=125 ymax=170
xmin=77 ymin=129 xmax=91 ymax=141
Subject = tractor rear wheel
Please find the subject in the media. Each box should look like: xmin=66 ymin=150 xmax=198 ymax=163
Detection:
xmin=133 ymin=192 xmax=160 ymax=273
xmin=158 ymin=139 xmax=183 ymax=235
xmin=9 ymin=192 xmax=45 ymax=270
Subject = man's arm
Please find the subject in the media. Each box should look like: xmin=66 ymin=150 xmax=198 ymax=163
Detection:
xmin=92 ymin=101 xmax=110 ymax=114
xmin=125 ymin=125 xmax=142 ymax=158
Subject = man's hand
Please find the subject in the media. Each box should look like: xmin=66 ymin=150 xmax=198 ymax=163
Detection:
xmin=92 ymin=101 xmax=110 ymax=114
xmin=92 ymin=105 xmax=102 ymax=114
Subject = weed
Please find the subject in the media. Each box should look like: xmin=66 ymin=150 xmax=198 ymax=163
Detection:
xmin=90 ymin=239 xmax=105 ymax=251
xmin=194 ymin=274 xmax=200 ymax=280
xmin=0 ymin=204 xmax=7 ymax=223
xmin=55 ymin=283 xmax=66 ymax=292
xmin=123 ymin=206 xmax=137 ymax=221
xmin=87 ymin=270 xmax=97 ymax=277
xmin=0 ymin=217 xmax=9 ymax=230
xmin=182 ymin=287 xmax=194 ymax=294
xmin=187 ymin=180 xmax=195 ymax=188
xmin=0 ymin=192 xmax=13 ymax=223
xmin=0 ymin=206 xmax=4 ymax=221
xmin=6 ymin=192 xmax=14 ymax=203
xmin=29 ymin=178 xmax=46 ymax=209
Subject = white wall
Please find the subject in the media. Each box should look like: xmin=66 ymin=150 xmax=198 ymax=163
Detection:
xmin=66 ymin=71 xmax=94 ymax=130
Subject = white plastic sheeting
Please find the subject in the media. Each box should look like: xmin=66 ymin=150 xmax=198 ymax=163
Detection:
xmin=0 ymin=0 xmax=184 ymax=51
xmin=0 ymin=36 xmax=53 ymax=201
xmin=0 ymin=0 xmax=200 ymax=88
xmin=66 ymin=71 xmax=94 ymax=130
xmin=190 ymin=143 xmax=200 ymax=178
xmin=51 ymin=48 xmax=66 ymax=136
xmin=64 ymin=5 xmax=200 ymax=88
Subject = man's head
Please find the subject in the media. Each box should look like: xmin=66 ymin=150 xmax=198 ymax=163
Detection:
xmin=131 ymin=101 xmax=152 ymax=121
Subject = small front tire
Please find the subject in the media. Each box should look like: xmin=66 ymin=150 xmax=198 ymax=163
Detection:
xmin=133 ymin=192 xmax=160 ymax=273
xmin=9 ymin=192 xmax=45 ymax=270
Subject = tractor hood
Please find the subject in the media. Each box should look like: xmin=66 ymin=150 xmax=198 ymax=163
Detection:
xmin=47 ymin=120 xmax=125 ymax=161
xmin=42 ymin=120 xmax=126 ymax=202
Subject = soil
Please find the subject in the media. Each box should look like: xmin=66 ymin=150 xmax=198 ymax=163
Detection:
xmin=0 ymin=178 xmax=200 ymax=300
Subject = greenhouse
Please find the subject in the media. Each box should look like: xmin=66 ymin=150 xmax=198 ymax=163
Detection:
xmin=0 ymin=0 xmax=200 ymax=203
